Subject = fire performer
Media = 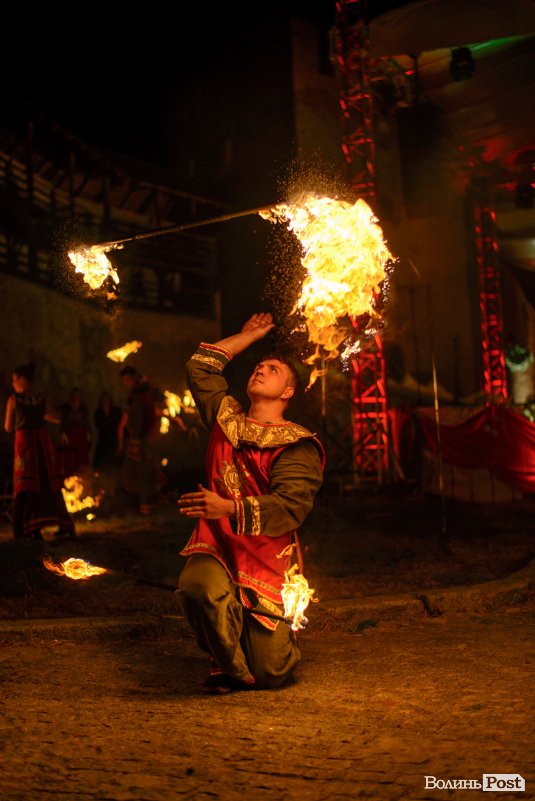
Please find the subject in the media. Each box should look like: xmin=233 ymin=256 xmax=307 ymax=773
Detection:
xmin=117 ymin=366 xmax=165 ymax=515
xmin=4 ymin=362 xmax=75 ymax=539
xmin=178 ymin=313 xmax=324 ymax=694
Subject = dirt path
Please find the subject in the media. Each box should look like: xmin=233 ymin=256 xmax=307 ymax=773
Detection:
xmin=1 ymin=608 xmax=533 ymax=800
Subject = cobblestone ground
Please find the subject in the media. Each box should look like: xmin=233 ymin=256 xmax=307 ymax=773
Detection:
xmin=0 ymin=609 xmax=533 ymax=801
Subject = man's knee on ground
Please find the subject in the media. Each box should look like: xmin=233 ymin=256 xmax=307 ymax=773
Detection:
xmin=252 ymin=664 xmax=297 ymax=690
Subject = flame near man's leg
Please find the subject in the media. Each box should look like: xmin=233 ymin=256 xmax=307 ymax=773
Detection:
xmin=281 ymin=564 xmax=318 ymax=631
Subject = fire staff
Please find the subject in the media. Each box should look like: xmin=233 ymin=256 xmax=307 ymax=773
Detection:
xmin=177 ymin=313 xmax=324 ymax=694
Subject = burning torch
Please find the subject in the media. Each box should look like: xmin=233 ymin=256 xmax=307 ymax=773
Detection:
xmin=42 ymin=556 xmax=315 ymax=630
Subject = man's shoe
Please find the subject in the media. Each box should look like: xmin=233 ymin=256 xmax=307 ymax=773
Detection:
xmin=201 ymin=673 xmax=255 ymax=695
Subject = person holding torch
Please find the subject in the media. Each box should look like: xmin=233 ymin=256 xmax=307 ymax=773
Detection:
xmin=178 ymin=313 xmax=324 ymax=694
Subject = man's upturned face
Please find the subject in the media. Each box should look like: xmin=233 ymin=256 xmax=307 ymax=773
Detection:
xmin=246 ymin=359 xmax=294 ymax=403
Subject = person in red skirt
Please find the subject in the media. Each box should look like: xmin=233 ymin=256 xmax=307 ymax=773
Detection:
xmin=4 ymin=362 xmax=74 ymax=540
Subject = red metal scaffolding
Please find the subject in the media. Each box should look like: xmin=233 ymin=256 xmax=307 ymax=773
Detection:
xmin=335 ymin=0 xmax=390 ymax=481
xmin=474 ymin=204 xmax=508 ymax=401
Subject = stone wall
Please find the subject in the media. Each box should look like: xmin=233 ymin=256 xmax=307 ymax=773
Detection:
xmin=1 ymin=272 xmax=220 ymax=438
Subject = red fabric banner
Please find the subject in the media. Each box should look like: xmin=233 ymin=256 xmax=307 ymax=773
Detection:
xmin=417 ymin=406 xmax=535 ymax=493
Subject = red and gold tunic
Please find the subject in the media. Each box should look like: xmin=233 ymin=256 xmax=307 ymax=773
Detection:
xmin=180 ymin=343 xmax=324 ymax=627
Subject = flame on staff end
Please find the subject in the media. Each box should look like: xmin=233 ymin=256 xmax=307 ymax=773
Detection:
xmin=62 ymin=476 xmax=99 ymax=514
xmin=261 ymin=195 xmax=395 ymax=386
xmin=68 ymin=245 xmax=120 ymax=290
xmin=43 ymin=556 xmax=107 ymax=580
xmin=281 ymin=564 xmax=318 ymax=631
xmin=107 ymin=341 xmax=143 ymax=363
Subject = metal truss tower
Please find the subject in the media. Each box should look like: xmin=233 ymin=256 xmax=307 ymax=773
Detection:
xmin=334 ymin=0 xmax=390 ymax=482
xmin=474 ymin=203 xmax=508 ymax=401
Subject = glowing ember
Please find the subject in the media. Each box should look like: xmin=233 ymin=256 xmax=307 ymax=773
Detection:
xmin=261 ymin=195 xmax=395 ymax=385
xmin=182 ymin=389 xmax=196 ymax=409
xmin=281 ymin=564 xmax=318 ymax=631
xmin=106 ymin=341 xmax=143 ymax=363
xmin=161 ymin=457 xmax=169 ymax=466
xmin=159 ymin=390 xmax=194 ymax=433
xmin=68 ymin=245 xmax=120 ymax=290
xmin=62 ymin=476 xmax=99 ymax=514
xmin=43 ymin=556 xmax=106 ymax=580
xmin=164 ymin=390 xmax=182 ymax=418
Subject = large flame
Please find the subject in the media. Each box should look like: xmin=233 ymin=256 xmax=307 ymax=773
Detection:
xmin=62 ymin=476 xmax=99 ymax=514
xmin=281 ymin=564 xmax=318 ymax=631
xmin=261 ymin=195 xmax=394 ymax=385
xmin=68 ymin=245 xmax=120 ymax=290
xmin=43 ymin=556 xmax=107 ymax=580
xmin=107 ymin=341 xmax=143 ymax=363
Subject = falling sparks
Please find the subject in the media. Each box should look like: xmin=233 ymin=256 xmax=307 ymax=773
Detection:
xmin=43 ymin=556 xmax=106 ymax=580
xmin=281 ymin=564 xmax=318 ymax=631
xmin=261 ymin=194 xmax=395 ymax=386
xmin=67 ymin=245 xmax=120 ymax=290
xmin=106 ymin=341 xmax=143 ymax=363
xmin=62 ymin=476 xmax=99 ymax=514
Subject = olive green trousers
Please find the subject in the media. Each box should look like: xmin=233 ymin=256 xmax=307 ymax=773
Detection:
xmin=177 ymin=555 xmax=300 ymax=689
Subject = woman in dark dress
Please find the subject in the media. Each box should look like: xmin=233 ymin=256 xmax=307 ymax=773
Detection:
xmin=4 ymin=362 xmax=74 ymax=540
xmin=93 ymin=392 xmax=122 ymax=470
xmin=58 ymin=388 xmax=92 ymax=477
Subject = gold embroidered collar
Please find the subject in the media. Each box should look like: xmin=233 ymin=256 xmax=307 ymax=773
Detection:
xmin=217 ymin=396 xmax=316 ymax=449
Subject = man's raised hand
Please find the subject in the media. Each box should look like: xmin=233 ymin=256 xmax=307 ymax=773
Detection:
xmin=241 ymin=313 xmax=275 ymax=342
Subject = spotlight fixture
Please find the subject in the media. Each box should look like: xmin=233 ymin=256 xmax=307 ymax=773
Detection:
xmin=449 ymin=47 xmax=475 ymax=81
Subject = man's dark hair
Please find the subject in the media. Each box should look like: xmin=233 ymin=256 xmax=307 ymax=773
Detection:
xmin=13 ymin=361 xmax=36 ymax=383
xmin=119 ymin=365 xmax=139 ymax=378
xmin=259 ymin=352 xmax=300 ymax=392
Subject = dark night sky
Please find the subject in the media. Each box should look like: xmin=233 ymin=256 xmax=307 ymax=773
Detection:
xmin=4 ymin=1 xmax=411 ymax=169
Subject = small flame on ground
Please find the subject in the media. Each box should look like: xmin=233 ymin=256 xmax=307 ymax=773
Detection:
xmin=62 ymin=476 xmax=99 ymax=514
xmin=107 ymin=341 xmax=143 ymax=363
xmin=86 ymin=513 xmax=96 ymax=521
xmin=161 ymin=457 xmax=169 ymax=466
xmin=43 ymin=556 xmax=107 ymax=580
xmin=68 ymin=246 xmax=120 ymax=290
xmin=281 ymin=564 xmax=318 ymax=631
xmin=261 ymin=194 xmax=395 ymax=386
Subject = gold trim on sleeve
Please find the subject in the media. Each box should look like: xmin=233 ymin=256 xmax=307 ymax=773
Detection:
xmin=191 ymin=353 xmax=227 ymax=371
xmin=245 ymin=496 xmax=262 ymax=536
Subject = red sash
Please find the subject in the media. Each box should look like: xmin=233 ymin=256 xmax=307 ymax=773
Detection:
xmin=14 ymin=428 xmax=64 ymax=496
xmin=181 ymin=421 xmax=294 ymax=599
